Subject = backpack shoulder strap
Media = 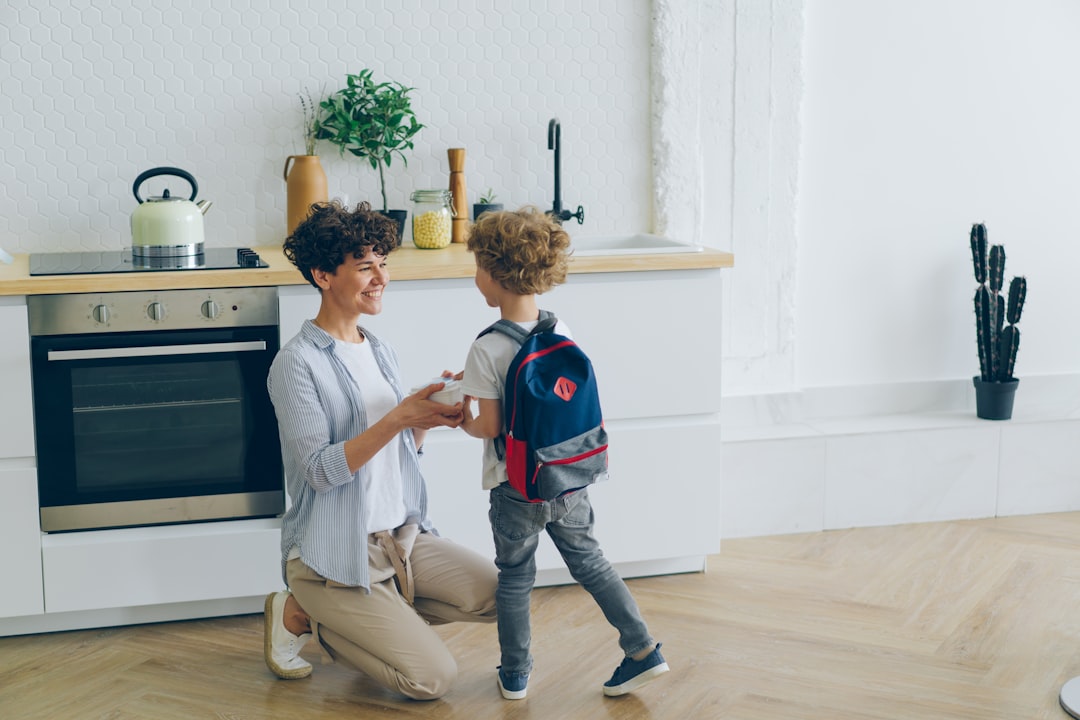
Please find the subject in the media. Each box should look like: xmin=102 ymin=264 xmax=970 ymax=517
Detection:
xmin=477 ymin=309 xmax=559 ymax=344
xmin=528 ymin=309 xmax=558 ymax=338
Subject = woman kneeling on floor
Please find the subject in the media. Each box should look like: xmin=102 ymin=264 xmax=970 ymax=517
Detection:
xmin=263 ymin=201 xmax=497 ymax=700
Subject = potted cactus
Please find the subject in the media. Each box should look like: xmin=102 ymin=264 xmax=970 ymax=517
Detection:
xmin=970 ymin=222 xmax=1027 ymax=420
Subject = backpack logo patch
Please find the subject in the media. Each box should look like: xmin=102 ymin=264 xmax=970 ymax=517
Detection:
xmin=554 ymin=376 xmax=577 ymax=401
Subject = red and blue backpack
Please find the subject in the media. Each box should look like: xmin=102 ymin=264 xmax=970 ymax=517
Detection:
xmin=479 ymin=310 xmax=609 ymax=502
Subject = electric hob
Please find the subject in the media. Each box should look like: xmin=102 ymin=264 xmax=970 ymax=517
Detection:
xmin=29 ymin=247 xmax=268 ymax=276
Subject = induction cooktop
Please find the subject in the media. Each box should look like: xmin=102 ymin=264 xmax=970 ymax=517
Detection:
xmin=29 ymin=247 xmax=268 ymax=276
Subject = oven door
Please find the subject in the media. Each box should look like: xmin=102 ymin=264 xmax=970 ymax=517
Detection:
xmin=31 ymin=325 xmax=284 ymax=532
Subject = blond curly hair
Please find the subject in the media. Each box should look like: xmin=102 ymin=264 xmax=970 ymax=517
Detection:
xmin=466 ymin=206 xmax=569 ymax=295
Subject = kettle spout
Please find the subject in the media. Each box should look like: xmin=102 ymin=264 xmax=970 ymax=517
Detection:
xmin=196 ymin=199 xmax=213 ymax=215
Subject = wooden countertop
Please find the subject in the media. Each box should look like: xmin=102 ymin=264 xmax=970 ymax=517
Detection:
xmin=0 ymin=243 xmax=734 ymax=296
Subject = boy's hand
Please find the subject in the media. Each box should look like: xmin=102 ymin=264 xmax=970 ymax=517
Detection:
xmin=461 ymin=394 xmax=476 ymax=425
xmin=461 ymin=395 xmax=502 ymax=439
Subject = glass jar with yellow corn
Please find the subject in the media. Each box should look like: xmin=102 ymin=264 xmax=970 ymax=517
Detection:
xmin=409 ymin=189 xmax=454 ymax=249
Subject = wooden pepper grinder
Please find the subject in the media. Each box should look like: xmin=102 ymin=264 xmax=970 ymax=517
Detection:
xmin=448 ymin=148 xmax=468 ymax=243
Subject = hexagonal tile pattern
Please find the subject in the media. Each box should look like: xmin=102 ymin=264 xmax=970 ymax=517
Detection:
xmin=0 ymin=0 xmax=651 ymax=252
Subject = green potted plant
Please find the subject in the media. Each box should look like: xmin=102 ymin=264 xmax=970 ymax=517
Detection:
xmin=473 ymin=188 xmax=503 ymax=221
xmin=970 ymin=222 xmax=1027 ymax=420
xmin=316 ymin=70 xmax=424 ymax=239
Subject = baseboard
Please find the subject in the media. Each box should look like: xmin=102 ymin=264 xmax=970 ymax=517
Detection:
xmin=535 ymin=555 xmax=707 ymax=587
xmin=0 ymin=596 xmax=265 ymax=638
xmin=0 ymin=556 xmax=709 ymax=637
xmin=721 ymin=375 xmax=1080 ymax=539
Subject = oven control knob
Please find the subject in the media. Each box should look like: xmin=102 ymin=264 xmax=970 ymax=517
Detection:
xmin=91 ymin=304 xmax=110 ymax=324
xmin=200 ymin=299 xmax=221 ymax=320
xmin=146 ymin=302 xmax=165 ymax=322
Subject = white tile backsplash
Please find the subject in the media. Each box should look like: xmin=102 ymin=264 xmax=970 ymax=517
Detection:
xmin=0 ymin=0 xmax=652 ymax=253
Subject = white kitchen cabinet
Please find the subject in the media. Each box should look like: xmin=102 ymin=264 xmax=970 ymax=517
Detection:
xmin=0 ymin=297 xmax=35 ymax=459
xmin=279 ymin=267 xmax=725 ymax=577
xmin=0 ymin=297 xmax=44 ymax=618
xmin=0 ymin=253 xmax=727 ymax=634
xmin=0 ymin=464 xmax=44 ymax=617
xmin=420 ymin=416 xmax=721 ymax=576
xmin=280 ymin=269 xmax=724 ymax=421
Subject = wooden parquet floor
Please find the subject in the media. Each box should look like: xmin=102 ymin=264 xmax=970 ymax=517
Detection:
xmin=5 ymin=512 xmax=1080 ymax=719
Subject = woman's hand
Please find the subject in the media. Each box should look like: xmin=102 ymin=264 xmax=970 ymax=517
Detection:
xmin=400 ymin=382 xmax=464 ymax=430
xmin=343 ymin=381 xmax=462 ymax=473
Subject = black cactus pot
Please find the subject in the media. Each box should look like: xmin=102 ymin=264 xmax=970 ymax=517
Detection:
xmin=973 ymin=376 xmax=1019 ymax=420
xmin=472 ymin=203 xmax=503 ymax=221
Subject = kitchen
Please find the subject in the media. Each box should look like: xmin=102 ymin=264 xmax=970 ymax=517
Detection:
xmin=2 ymin=0 xmax=730 ymax=690
xmin=5 ymin=1 xmax=1080 ymax=718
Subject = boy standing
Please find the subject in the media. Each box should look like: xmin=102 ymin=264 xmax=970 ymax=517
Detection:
xmin=459 ymin=207 xmax=669 ymax=700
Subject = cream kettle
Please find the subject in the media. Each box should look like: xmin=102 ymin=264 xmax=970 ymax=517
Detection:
xmin=131 ymin=166 xmax=212 ymax=257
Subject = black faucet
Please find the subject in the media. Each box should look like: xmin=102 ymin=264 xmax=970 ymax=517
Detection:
xmin=547 ymin=118 xmax=584 ymax=225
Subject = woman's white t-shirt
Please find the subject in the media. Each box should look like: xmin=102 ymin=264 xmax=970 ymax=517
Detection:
xmin=333 ymin=336 xmax=407 ymax=533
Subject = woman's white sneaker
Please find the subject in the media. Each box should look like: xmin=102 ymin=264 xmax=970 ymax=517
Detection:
xmin=263 ymin=591 xmax=312 ymax=679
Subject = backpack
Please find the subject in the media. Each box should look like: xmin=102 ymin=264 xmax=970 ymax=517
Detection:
xmin=479 ymin=310 xmax=609 ymax=502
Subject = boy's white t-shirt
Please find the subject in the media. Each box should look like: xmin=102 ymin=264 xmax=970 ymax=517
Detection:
xmin=332 ymin=337 xmax=407 ymax=533
xmin=460 ymin=318 xmax=572 ymax=491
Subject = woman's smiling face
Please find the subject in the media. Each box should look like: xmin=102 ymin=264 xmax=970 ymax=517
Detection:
xmin=316 ymin=246 xmax=389 ymax=317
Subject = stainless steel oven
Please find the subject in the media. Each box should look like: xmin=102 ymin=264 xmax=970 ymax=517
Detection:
xmin=28 ymin=286 xmax=284 ymax=532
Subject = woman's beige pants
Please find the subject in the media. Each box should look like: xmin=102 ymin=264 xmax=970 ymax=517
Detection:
xmin=286 ymin=525 xmax=497 ymax=700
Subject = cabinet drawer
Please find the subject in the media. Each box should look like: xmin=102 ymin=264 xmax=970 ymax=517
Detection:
xmin=0 ymin=465 xmax=44 ymax=617
xmin=42 ymin=519 xmax=282 ymax=613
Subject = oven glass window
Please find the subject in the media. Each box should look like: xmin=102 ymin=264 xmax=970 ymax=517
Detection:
xmin=70 ymin=360 xmax=249 ymax=493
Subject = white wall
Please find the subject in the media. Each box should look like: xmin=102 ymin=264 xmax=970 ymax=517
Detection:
xmin=0 ymin=0 xmax=653 ymax=253
xmin=14 ymin=1 xmax=1065 ymax=402
xmin=796 ymin=0 xmax=1080 ymax=390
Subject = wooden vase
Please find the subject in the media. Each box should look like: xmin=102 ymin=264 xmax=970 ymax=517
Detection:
xmin=283 ymin=155 xmax=328 ymax=239
xmin=447 ymin=148 xmax=468 ymax=243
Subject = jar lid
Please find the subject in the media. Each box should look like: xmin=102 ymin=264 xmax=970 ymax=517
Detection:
xmin=410 ymin=189 xmax=451 ymax=202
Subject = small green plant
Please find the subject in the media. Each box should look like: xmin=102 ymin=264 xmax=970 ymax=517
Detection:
xmin=316 ymin=70 xmax=424 ymax=212
xmin=970 ymin=223 xmax=1027 ymax=382
xmin=479 ymin=188 xmax=497 ymax=204
xmin=298 ymin=86 xmax=324 ymax=156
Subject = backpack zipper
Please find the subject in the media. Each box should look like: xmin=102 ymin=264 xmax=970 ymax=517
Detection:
xmin=530 ymin=444 xmax=608 ymax=483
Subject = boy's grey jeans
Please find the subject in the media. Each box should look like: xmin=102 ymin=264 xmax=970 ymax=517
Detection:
xmin=488 ymin=483 xmax=655 ymax=676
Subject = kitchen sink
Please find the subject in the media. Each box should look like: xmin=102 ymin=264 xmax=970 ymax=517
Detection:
xmin=571 ymin=233 xmax=703 ymax=257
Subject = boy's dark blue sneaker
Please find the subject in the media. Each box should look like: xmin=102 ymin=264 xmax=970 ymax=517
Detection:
xmin=497 ymin=667 xmax=529 ymax=700
xmin=602 ymin=643 xmax=670 ymax=696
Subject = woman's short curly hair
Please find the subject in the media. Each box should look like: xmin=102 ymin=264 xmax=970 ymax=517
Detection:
xmin=466 ymin=206 xmax=569 ymax=295
xmin=283 ymin=200 xmax=400 ymax=288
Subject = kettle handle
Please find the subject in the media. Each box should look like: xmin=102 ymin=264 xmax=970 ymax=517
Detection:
xmin=133 ymin=167 xmax=198 ymax=204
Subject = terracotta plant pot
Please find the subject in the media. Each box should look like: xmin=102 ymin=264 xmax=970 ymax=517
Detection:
xmin=283 ymin=155 xmax=328 ymax=239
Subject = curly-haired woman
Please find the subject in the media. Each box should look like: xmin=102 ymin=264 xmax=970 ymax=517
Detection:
xmin=263 ymin=201 xmax=496 ymax=700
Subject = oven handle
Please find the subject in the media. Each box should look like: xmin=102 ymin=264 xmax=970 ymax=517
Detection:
xmin=47 ymin=340 xmax=267 ymax=361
